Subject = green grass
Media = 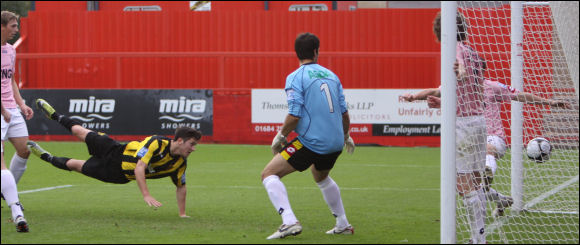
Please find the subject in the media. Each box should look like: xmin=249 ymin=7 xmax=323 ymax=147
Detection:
xmin=2 ymin=142 xmax=441 ymax=243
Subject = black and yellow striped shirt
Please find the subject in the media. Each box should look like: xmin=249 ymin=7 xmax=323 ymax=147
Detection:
xmin=121 ymin=135 xmax=187 ymax=187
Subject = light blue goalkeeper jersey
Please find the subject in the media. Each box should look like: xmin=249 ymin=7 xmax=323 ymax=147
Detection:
xmin=285 ymin=63 xmax=348 ymax=154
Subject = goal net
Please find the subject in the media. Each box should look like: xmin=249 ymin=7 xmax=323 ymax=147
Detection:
xmin=444 ymin=1 xmax=579 ymax=244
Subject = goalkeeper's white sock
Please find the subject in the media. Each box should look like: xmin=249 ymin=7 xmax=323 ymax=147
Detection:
xmin=317 ymin=176 xmax=349 ymax=228
xmin=10 ymin=154 xmax=28 ymax=184
xmin=464 ymin=189 xmax=486 ymax=244
xmin=486 ymin=154 xmax=497 ymax=174
xmin=263 ymin=175 xmax=298 ymax=225
xmin=1 ymin=170 xmax=24 ymax=220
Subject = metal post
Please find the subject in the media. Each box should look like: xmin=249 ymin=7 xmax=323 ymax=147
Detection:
xmin=440 ymin=2 xmax=457 ymax=244
xmin=510 ymin=1 xmax=525 ymax=213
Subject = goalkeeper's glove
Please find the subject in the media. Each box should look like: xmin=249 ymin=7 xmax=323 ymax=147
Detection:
xmin=271 ymin=131 xmax=287 ymax=155
xmin=344 ymin=135 xmax=355 ymax=154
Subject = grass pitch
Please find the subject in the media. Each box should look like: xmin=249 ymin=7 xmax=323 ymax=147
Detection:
xmin=1 ymin=142 xmax=440 ymax=244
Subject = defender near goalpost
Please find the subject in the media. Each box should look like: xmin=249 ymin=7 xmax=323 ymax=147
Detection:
xmin=441 ymin=2 xmax=579 ymax=244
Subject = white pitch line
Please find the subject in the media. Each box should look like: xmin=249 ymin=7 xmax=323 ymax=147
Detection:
xmin=188 ymin=185 xmax=439 ymax=192
xmin=19 ymin=185 xmax=74 ymax=194
xmin=345 ymin=164 xmax=439 ymax=168
xmin=487 ymin=175 xmax=580 ymax=235
xmin=524 ymin=175 xmax=579 ymax=210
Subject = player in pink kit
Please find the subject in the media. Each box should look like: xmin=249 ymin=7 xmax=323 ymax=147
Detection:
xmin=1 ymin=10 xmax=31 ymax=232
xmin=433 ymin=12 xmax=488 ymax=244
xmin=402 ymin=77 xmax=571 ymax=219
xmin=479 ymin=79 xmax=571 ymax=216
xmin=403 ymin=11 xmax=516 ymax=243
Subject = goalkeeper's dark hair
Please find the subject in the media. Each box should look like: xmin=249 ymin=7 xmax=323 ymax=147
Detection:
xmin=433 ymin=11 xmax=468 ymax=42
xmin=295 ymin=32 xmax=320 ymax=60
xmin=174 ymin=127 xmax=202 ymax=141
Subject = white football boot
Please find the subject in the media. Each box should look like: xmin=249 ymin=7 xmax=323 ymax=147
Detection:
xmin=266 ymin=222 xmax=302 ymax=239
xmin=326 ymin=225 xmax=354 ymax=235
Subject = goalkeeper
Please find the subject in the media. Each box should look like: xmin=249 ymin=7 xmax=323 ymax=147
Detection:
xmin=260 ymin=32 xmax=355 ymax=240
xmin=28 ymin=99 xmax=202 ymax=218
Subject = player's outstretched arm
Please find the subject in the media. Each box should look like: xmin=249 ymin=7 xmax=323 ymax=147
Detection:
xmin=135 ymin=160 xmax=162 ymax=208
xmin=400 ymin=88 xmax=441 ymax=102
xmin=176 ymin=185 xmax=189 ymax=218
xmin=550 ymin=100 xmax=572 ymax=109
xmin=427 ymin=96 xmax=441 ymax=108
xmin=514 ymin=92 xmax=572 ymax=109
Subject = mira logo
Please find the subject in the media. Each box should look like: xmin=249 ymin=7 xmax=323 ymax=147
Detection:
xmin=159 ymin=96 xmax=206 ymax=129
xmin=159 ymin=96 xmax=207 ymax=129
xmin=68 ymin=96 xmax=114 ymax=129
xmin=159 ymin=97 xmax=205 ymax=122
xmin=159 ymin=96 xmax=206 ymax=113
xmin=69 ymin=96 xmax=115 ymax=113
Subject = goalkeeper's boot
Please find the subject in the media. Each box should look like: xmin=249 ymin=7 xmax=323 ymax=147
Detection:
xmin=27 ymin=141 xmax=52 ymax=162
xmin=14 ymin=215 xmax=29 ymax=232
xmin=35 ymin=99 xmax=58 ymax=120
xmin=483 ymin=166 xmax=493 ymax=191
xmin=326 ymin=225 xmax=354 ymax=235
xmin=492 ymin=196 xmax=513 ymax=218
xmin=266 ymin=222 xmax=302 ymax=239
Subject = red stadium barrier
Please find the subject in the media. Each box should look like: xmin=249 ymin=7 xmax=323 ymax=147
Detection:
xmin=15 ymin=51 xmax=440 ymax=89
xmin=17 ymin=8 xmax=445 ymax=146
xmin=17 ymin=9 xmax=441 ymax=89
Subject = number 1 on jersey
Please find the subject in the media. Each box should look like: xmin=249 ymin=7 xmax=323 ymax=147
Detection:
xmin=320 ymin=83 xmax=334 ymax=113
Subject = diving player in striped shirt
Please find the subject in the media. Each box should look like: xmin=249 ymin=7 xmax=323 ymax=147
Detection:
xmin=261 ymin=32 xmax=356 ymax=240
xmin=28 ymin=99 xmax=201 ymax=218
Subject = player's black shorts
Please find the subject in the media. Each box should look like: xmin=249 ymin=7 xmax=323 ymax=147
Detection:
xmin=280 ymin=138 xmax=342 ymax=172
xmin=81 ymin=132 xmax=129 ymax=184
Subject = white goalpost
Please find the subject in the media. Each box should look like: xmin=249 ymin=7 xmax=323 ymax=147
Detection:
xmin=440 ymin=2 xmax=458 ymax=243
xmin=510 ymin=0 xmax=525 ymax=215
xmin=441 ymin=1 xmax=579 ymax=244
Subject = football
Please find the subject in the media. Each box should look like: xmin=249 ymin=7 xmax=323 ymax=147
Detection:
xmin=526 ymin=137 xmax=552 ymax=163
